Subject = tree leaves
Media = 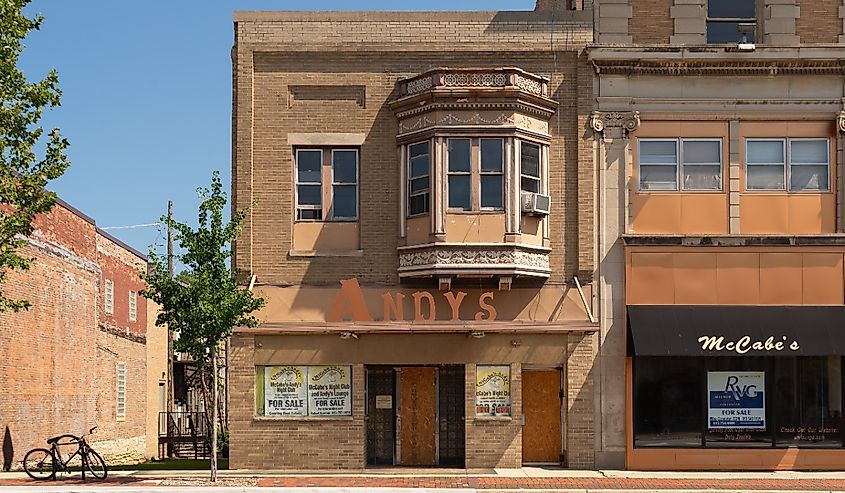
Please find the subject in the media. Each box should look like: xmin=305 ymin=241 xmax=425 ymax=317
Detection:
xmin=0 ymin=0 xmax=70 ymax=312
xmin=141 ymin=171 xmax=265 ymax=367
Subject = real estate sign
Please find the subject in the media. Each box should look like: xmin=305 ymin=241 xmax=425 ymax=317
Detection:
xmin=707 ymin=371 xmax=765 ymax=430
xmin=475 ymin=365 xmax=511 ymax=416
xmin=264 ymin=366 xmax=308 ymax=417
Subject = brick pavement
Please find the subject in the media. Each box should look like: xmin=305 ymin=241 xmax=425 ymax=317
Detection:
xmin=4 ymin=475 xmax=845 ymax=490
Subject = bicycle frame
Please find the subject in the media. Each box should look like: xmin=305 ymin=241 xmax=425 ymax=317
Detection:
xmin=47 ymin=432 xmax=94 ymax=480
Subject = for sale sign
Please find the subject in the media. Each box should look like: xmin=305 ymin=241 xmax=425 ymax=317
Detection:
xmin=264 ymin=366 xmax=308 ymax=416
xmin=707 ymin=371 xmax=765 ymax=430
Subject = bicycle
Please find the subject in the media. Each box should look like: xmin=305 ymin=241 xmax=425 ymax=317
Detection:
xmin=22 ymin=426 xmax=108 ymax=481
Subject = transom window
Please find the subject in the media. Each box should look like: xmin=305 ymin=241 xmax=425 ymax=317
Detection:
xmin=707 ymin=0 xmax=757 ymax=44
xmin=446 ymin=138 xmax=505 ymax=211
xmin=638 ymin=139 xmax=723 ymax=192
xmin=408 ymin=142 xmax=430 ymax=216
xmin=746 ymin=138 xmax=829 ymax=192
xmin=295 ymin=148 xmax=359 ymax=221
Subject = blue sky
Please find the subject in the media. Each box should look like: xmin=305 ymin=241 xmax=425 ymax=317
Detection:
xmin=20 ymin=0 xmax=535 ymax=256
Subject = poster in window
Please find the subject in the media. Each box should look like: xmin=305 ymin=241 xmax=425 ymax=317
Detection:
xmin=707 ymin=371 xmax=765 ymax=430
xmin=307 ymin=365 xmax=352 ymax=416
xmin=264 ymin=366 xmax=308 ymax=416
xmin=475 ymin=365 xmax=511 ymax=416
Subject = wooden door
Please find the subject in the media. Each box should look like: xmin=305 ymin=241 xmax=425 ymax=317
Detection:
xmin=522 ymin=370 xmax=562 ymax=464
xmin=399 ymin=367 xmax=437 ymax=465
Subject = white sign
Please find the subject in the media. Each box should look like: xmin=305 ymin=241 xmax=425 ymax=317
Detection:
xmin=264 ymin=366 xmax=308 ymax=417
xmin=307 ymin=365 xmax=352 ymax=416
xmin=707 ymin=371 xmax=765 ymax=430
xmin=375 ymin=395 xmax=393 ymax=409
xmin=475 ymin=365 xmax=511 ymax=417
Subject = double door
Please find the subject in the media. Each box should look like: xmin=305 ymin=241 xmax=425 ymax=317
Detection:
xmin=366 ymin=365 xmax=464 ymax=467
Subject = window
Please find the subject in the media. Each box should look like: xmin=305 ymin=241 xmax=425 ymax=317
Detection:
xmin=746 ymin=138 xmax=829 ymax=192
xmin=408 ymin=142 xmax=430 ymax=216
xmin=480 ymin=139 xmax=504 ymax=209
xmin=296 ymin=149 xmax=323 ymax=221
xmin=634 ymin=356 xmax=845 ymax=449
xmin=707 ymin=0 xmax=756 ymax=44
xmin=447 ymin=139 xmax=471 ymax=210
xmin=129 ymin=290 xmax=137 ymax=322
xmin=332 ymin=150 xmax=358 ymax=219
xmin=255 ymin=365 xmax=353 ymax=417
xmin=296 ymin=148 xmax=360 ymax=221
xmin=104 ymin=279 xmax=114 ymax=315
xmin=520 ymin=141 xmax=541 ymax=194
xmin=447 ymin=138 xmax=505 ymax=211
xmin=116 ymin=362 xmax=126 ymax=420
xmin=639 ymin=139 xmax=723 ymax=192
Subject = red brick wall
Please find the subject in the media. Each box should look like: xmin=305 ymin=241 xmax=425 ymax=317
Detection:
xmin=97 ymin=233 xmax=147 ymax=336
xmin=0 ymin=203 xmax=149 ymax=469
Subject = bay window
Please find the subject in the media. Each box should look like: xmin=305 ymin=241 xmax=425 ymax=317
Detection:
xmin=445 ymin=137 xmax=505 ymax=212
xmin=447 ymin=139 xmax=472 ymax=210
xmin=520 ymin=142 xmax=541 ymax=194
xmin=480 ymin=138 xmax=504 ymax=209
xmin=408 ymin=142 xmax=430 ymax=216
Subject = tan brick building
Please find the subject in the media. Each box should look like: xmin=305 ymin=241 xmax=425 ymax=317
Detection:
xmin=0 ymin=199 xmax=167 ymax=469
xmin=593 ymin=0 xmax=845 ymax=470
xmin=229 ymin=1 xmax=600 ymax=469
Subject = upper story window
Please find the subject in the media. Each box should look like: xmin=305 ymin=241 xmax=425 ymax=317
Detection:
xmin=746 ymin=138 xmax=829 ymax=192
xmin=408 ymin=142 xmax=430 ymax=216
xmin=104 ymin=279 xmax=114 ymax=315
xmin=707 ymin=0 xmax=756 ymax=43
xmin=129 ymin=290 xmax=137 ymax=322
xmin=446 ymin=138 xmax=505 ymax=211
xmin=520 ymin=142 xmax=541 ymax=194
xmin=296 ymin=148 xmax=359 ymax=221
xmin=638 ymin=138 xmax=722 ymax=192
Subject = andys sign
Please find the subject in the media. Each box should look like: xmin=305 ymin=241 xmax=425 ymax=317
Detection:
xmin=326 ymin=278 xmax=498 ymax=322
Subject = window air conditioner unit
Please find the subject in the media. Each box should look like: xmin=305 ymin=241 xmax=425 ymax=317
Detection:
xmin=521 ymin=192 xmax=551 ymax=216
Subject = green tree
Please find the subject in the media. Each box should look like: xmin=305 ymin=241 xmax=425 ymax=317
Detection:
xmin=142 ymin=171 xmax=263 ymax=481
xmin=1 ymin=0 xmax=70 ymax=312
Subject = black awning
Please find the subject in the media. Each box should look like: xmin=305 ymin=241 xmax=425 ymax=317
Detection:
xmin=627 ymin=305 xmax=845 ymax=357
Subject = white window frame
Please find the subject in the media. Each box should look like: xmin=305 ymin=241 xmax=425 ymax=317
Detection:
xmin=295 ymin=149 xmax=324 ymax=221
xmin=408 ymin=141 xmax=431 ymax=217
xmin=637 ymin=138 xmax=680 ymax=192
xmin=104 ymin=279 xmax=114 ymax=315
xmin=520 ymin=140 xmax=542 ymax=194
xmin=330 ymin=149 xmax=359 ymax=221
xmin=129 ymin=290 xmax=137 ymax=322
xmin=788 ymin=138 xmax=830 ymax=193
xmin=681 ymin=138 xmax=723 ymax=192
xmin=116 ymin=362 xmax=126 ymax=421
xmin=480 ymin=138 xmax=505 ymax=211
xmin=446 ymin=138 xmax=472 ymax=211
xmin=745 ymin=138 xmax=786 ymax=192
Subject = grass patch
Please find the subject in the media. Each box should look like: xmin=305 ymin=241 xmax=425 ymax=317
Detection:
xmin=109 ymin=459 xmax=229 ymax=471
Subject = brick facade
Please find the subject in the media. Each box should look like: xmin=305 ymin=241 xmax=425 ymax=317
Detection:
xmin=0 ymin=200 xmax=154 ymax=469
xmin=796 ymin=0 xmax=841 ymax=44
xmin=629 ymin=0 xmax=673 ymax=44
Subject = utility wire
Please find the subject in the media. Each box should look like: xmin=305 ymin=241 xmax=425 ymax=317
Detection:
xmin=100 ymin=222 xmax=162 ymax=231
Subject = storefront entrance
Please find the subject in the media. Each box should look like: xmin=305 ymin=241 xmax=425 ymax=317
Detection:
xmin=365 ymin=365 xmax=465 ymax=467
xmin=522 ymin=369 xmax=563 ymax=464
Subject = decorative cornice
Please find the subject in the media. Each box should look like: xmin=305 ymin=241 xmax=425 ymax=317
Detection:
xmin=401 ymin=68 xmax=549 ymax=97
xmin=591 ymin=59 xmax=845 ymax=77
xmin=590 ymin=110 xmax=640 ymax=135
xmin=398 ymin=112 xmax=549 ymax=135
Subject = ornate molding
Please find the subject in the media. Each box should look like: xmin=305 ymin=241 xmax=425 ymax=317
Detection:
xmin=398 ymin=112 xmax=549 ymax=134
xmin=838 ymin=111 xmax=845 ymax=134
xmin=592 ymin=59 xmax=845 ymax=77
xmin=401 ymin=68 xmax=549 ymax=97
xmin=398 ymin=244 xmax=551 ymax=278
xmin=590 ymin=111 xmax=640 ymax=135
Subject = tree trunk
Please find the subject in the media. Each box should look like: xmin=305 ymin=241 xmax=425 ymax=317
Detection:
xmin=211 ymin=346 xmax=218 ymax=482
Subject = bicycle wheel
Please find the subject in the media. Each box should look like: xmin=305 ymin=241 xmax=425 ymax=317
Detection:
xmin=84 ymin=448 xmax=108 ymax=480
xmin=23 ymin=448 xmax=54 ymax=480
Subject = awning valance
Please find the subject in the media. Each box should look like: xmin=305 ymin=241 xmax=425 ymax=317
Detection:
xmin=627 ymin=305 xmax=845 ymax=357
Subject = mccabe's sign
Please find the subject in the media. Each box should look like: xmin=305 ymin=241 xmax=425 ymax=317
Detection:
xmin=326 ymin=278 xmax=497 ymax=322
xmin=698 ymin=335 xmax=800 ymax=354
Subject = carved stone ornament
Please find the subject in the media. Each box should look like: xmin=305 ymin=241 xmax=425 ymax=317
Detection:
xmin=838 ymin=111 xmax=845 ymax=134
xmin=590 ymin=111 xmax=641 ymax=135
xmin=398 ymin=246 xmax=551 ymax=276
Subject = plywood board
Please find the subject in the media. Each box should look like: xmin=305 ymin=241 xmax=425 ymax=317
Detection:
xmin=399 ymin=367 xmax=436 ymax=465
xmin=522 ymin=370 xmax=561 ymax=464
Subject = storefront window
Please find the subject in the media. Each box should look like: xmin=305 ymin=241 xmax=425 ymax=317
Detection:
xmin=634 ymin=357 xmax=845 ymax=448
xmin=634 ymin=357 xmax=703 ymax=447
xmin=255 ymin=365 xmax=353 ymax=418
xmin=775 ymin=357 xmax=843 ymax=447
